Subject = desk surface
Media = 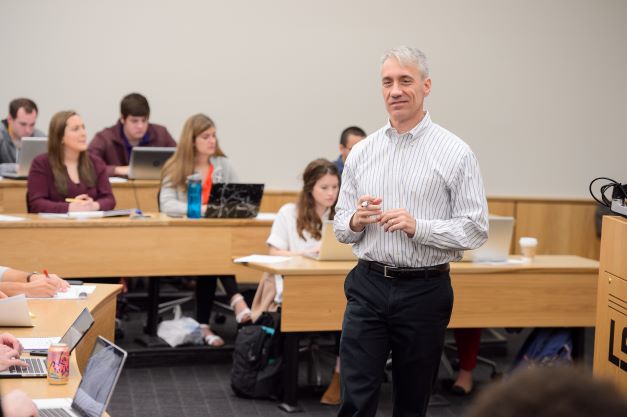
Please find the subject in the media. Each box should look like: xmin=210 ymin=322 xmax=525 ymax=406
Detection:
xmin=0 ymin=213 xmax=271 ymax=282
xmin=0 ymin=284 xmax=121 ymax=399
xmin=242 ymin=255 xmax=600 ymax=331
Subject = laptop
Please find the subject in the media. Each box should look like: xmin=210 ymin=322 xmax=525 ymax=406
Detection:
xmin=34 ymin=336 xmax=127 ymax=417
xmin=1 ymin=137 xmax=47 ymax=179
xmin=304 ymin=220 xmax=356 ymax=261
xmin=204 ymin=183 xmax=264 ymax=218
xmin=0 ymin=308 xmax=94 ymax=378
xmin=127 ymin=146 xmax=175 ymax=180
xmin=462 ymin=215 xmax=515 ymax=262
xmin=0 ymin=294 xmax=32 ymax=327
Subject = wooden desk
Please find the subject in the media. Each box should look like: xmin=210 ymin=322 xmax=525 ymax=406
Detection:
xmin=0 ymin=284 xmax=121 ymax=401
xmin=0 ymin=214 xmax=271 ymax=283
xmin=241 ymin=255 xmax=599 ymax=410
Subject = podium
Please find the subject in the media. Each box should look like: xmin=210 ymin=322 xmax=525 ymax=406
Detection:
xmin=593 ymin=216 xmax=627 ymax=392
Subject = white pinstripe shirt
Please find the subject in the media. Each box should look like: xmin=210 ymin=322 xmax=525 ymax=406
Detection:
xmin=334 ymin=112 xmax=488 ymax=267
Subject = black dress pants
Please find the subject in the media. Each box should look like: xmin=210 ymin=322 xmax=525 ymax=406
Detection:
xmin=196 ymin=275 xmax=240 ymax=324
xmin=338 ymin=262 xmax=453 ymax=417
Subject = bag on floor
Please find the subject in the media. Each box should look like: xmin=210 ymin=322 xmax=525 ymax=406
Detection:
xmin=231 ymin=312 xmax=283 ymax=399
xmin=512 ymin=328 xmax=573 ymax=369
xmin=157 ymin=305 xmax=203 ymax=347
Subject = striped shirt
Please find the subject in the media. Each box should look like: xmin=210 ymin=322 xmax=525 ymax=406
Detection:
xmin=334 ymin=112 xmax=488 ymax=267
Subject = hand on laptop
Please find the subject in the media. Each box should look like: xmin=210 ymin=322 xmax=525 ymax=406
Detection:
xmin=302 ymin=244 xmax=321 ymax=256
xmin=0 ymin=346 xmax=28 ymax=371
xmin=30 ymin=272 xmax=69 ymax=293
xmin=0 ymin=332 xmax=23 ymax=353
xmin=0 ymin=389 xmax=38 ymax=417
xmin=114 ymin=165 xmax=129 ymax=177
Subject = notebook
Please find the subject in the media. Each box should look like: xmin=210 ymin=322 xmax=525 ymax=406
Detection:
xmin=304 ymin=220 xmax=356 ymax=261
xmin=204 ymin=183 xmax=264 ymax=218
xmin=127 ymin=147 xmax=175 ymax=180
xmin=34 ymin=336 xmax=127 ymax=417
xmin=462 ymin=215 xmax=515 ymax=262
xmin=1 ymin=137 xmax=47 ymax=179
xmin=0 ymin=294 xmax=32 ymax=327
xmin=0 ymin=308 xmax=94 ymax=378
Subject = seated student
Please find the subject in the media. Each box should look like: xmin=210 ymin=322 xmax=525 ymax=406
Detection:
xmin=251 ymin=158 xmax=342 ymax=405
xmin=0 ymin=265 xmax=68 ymax=298
xmin=466 ymin=366 xmax=627 ymax=417
xmin=27 ymin=111 xmax=115 ymax=213
xmin=333 ymin=126 xmax=366 ymax=178
xmin=448 ymin=329 xmax=482 ymax=395
xmin=88 ymin=93 xmax=176 ymax=177
xmin=159 ymin=113 xmax=249 ymax=347
xmin=0 ymin=98 xmax=46 ymax=164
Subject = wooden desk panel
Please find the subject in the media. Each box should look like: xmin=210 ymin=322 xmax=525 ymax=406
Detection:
xmin=246 ymin=255 xmax=599 ymax=332
xmin=0 ymin=284 xmax=121 ymax=398
xmin=0 ymin=214 xmax=271 ymax=283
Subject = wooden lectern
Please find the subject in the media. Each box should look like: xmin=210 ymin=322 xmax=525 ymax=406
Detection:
xmin=593 ymin=216 xmax=627 ymax=392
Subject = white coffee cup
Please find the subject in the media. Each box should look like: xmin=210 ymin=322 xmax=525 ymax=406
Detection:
xmin=519 ymin=237 xmax=538 ymax=260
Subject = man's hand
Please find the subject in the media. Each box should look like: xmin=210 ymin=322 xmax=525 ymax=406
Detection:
xmin=0 ymin=346 xmax=28 ymax=372
xmin=30 ymin=273 xmax=69 ymax=292
xmin=1 ymin=389 xmax=38 ymax=417
xmin=379 ymin=208 xmax=417 ymax=238
xmin=114 ymin=165 xmax=129 ymax=177
xmin=0 ymin=333 xmax=23 ymax=352
xmin=350 ymin=195 xmax=383 ymax=232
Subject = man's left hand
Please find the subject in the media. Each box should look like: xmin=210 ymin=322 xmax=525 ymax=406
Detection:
xmin=379 ymin=209 xmax=416 ymax=238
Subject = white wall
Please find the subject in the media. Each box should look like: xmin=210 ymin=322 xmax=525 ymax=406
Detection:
xmin=1 ymin=0 xmax=625 ymax=196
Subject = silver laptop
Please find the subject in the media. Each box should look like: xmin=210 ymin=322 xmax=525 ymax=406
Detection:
xmin=462 ymin=216 xmax=515 ymax=262
xmin=127 ymin=146 xmax=175 ymax=180
xmin=34 ymin=336 xmax=127 ymax=417
xmin=1 ymin=137 xmax=47 ymax=179
xmin=0 ymin=308 xmax=94 ymax=378
xmin=304 ymin=220 xmax=356 ymax=261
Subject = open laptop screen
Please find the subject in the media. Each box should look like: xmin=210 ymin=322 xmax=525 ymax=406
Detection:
xmin=72 ymin=337 xmax=127 ymax=417
xmin=204 ymin=183 xmax=264 ymax=218
xmin=60 ymin=308 xmax=94 ymax=352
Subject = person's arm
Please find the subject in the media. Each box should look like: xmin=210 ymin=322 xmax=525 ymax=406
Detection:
xmin=0 ymin=389 xmax=37 ymax=417
xmin=159 ymin=181 xmax=188 ymax=216
xmin=27 ymin=157 xmax=70 ymax=213
xmin=92 ymin=157 xmax=116 ymax=210
xmin=0 ymin=267 xmax=67 ymax=297
xmin=411 ymin=151 xmax=489 ymax=250
xmin=88 ymin=133 xmax=119 ymax=177
xmin=333 ymin=153 xmax=367 ymax=244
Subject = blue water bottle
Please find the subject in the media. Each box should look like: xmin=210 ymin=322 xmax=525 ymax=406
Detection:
xmin=186 ymin=173 xmax=202 ymax=219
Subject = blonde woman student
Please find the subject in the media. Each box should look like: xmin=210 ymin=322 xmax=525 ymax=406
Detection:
xmin=251 ymin=158 xmax=342 ymax=405
xmin=159 ymin=113 xmax=250 ymax=347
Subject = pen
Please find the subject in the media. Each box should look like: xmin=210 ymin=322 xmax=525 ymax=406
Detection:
xmin=361 ymin=201 xmax=370 ymax=208
xmin=43 ymin=269 xmax=49 ymax=278
xmin=65 ymin=198 xmax=79 ymax=203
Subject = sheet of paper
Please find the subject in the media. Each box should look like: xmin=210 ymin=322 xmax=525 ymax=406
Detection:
xmin=18 ymin=337 xmax=62 ymax=351
xmin=38 ymin=212 xmax=105 ymax=220
xmin=233 ymin=254 xmax=291 ymax=264
xmin=0 ymin=214 xmax=27 ymax=221
xmin=27 ymin=285 xmax=97 ymax=300
xmin=473 ymin=258 xmax=527 ymax=265
xmin=108 ymin=177 xmax=128 ymax=183
xmin=255 ymin=212 xmax=278 ymax=221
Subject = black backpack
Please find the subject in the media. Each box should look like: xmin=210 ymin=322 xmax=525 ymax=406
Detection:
xmin=231 ymin=312 xmax=283 ymax=399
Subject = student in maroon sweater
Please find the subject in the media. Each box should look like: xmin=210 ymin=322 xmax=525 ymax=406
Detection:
xmin=88 ymin=93 xmax=176 ymax=177
xmin=27 ymin=111 xmax=115 ymax=213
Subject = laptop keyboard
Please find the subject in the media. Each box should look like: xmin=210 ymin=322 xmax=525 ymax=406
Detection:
xmin=8 ymin=357 xmax=46 ymax=375
xmin=39 ymin=408 xmax=74 ymax=417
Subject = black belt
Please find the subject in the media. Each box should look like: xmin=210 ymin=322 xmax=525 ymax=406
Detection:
xmin=358 ymin=259 xmax=450 ymax=279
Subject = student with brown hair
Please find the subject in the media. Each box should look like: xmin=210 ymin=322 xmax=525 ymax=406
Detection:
xmin=0 ymin=98 xmax=46 ymax=164
xmin=159 ymin=113 xmax=249 ymax=347
xmin=27 ymin=111 xmax=115 ymax=213
xmin=88 ymin=93 xmax=176 ymax=177
xmin=252 ymin=158 xmax=342 ymax=404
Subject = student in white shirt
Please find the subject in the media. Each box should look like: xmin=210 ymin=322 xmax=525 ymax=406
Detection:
xmin=0 ymin=266 xmax=68 ymax=298
xmin=251 ymin=158 xmax=342 ymax=405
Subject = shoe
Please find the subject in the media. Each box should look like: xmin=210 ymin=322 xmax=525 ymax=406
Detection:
xmin=320 ymin=372 xmax=341 ymax=405
xmin=443 ymin=378 xmax=473 ymax=396
xmin=199 ymin=324 xmax=224 ymax=347
xmin=230 ymin=294 xmax=252 ymax=323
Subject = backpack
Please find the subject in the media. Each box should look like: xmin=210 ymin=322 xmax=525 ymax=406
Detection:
xmin=512 ymin=328 xmax=573 ymax=369
xmin=231 ymin=312 xmax=283 ymax=399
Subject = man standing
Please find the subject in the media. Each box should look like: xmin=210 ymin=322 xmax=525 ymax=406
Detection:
xmin=334 ymin=126 xmax=366 ymax=177
xmin=334 ymin=46 xmax=488 ymax=417
xmin=0 ymin=98 xmax=45 ymax=164
xmin=88 ymin=93 xmax=176 ymax=177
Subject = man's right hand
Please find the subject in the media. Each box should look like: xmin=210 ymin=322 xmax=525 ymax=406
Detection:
xmin=114 ymin=165 xmax=129 ymax=177
xmin=24 ymin=277 xmax=57 ymax=298
xmin=0 ymin=346 xmax=28 ymax=372
xmin=350 ymin=195 xmax=383 ymax=232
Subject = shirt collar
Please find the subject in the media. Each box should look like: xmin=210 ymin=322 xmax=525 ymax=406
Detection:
xmin=119 ymin=121 xmax=151 ymax=158
xmin=384 ymin=111 xmax=432 ymax=142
